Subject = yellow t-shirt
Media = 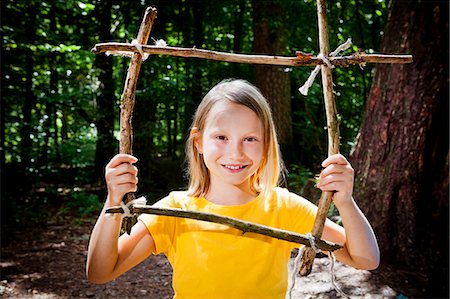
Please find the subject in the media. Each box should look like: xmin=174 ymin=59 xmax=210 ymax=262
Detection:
xmin=139 ymin=187 xmax=317 ymax=299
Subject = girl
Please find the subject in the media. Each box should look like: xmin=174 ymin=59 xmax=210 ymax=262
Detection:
xmin=86 ymin=79 xmax=379 ymax=299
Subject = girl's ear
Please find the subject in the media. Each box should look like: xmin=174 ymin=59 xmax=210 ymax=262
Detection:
xmin=191 ymin=127 xmax=203 ymax=154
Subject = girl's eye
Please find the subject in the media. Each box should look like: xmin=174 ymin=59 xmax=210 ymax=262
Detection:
xmin=245 ymin=137 xmax=258 ymax=142
xmin=216 ymin=135 xmax=227 ymax=141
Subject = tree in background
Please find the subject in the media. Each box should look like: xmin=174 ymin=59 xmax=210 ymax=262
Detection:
xmin=21 ymin=2 xmax=38 ymax=173
xmin=93 ymin=0 xmax=116 ymax=179
xmin=0 ymin=0 xmax=389 ymax=228
xmin=350 ymin=0 xmax=449 ymax=296
xmin=252 ymin=0 xmax=293 ymax=163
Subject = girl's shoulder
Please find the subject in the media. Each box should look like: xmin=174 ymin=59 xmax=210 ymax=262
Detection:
xmin=167 ymin=190 xmax=190 ymax=201
xmin=271 ymin=187 xmax=317 ymax=209
xmin=271 ymin=186 xmax=301 ymax=201
xmin=156 ymin=190 xmax=199 ymax=209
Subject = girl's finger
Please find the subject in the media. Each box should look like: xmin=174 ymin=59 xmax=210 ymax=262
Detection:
xmin=108 ymin=173 xmax=138 ymax=186
xmin=317 ymin=180 xmax=349 ymax=192
xmin=105 ymin=165 xmax=137 ymax=183
xmin=321 ymin=154 xmax=348 ymax=168
xmin=106 ymin=154 xmax=138 ymax=169
xmin=110 ymin=183 xmax=138 ymax=195
xmin=321 ymin=164 xmax=353 ymax=178
xmin=320 ymin=164 xmax=346 ymax=177
xmin=318 ymin=171 xmax=352 ymax=184
xmin=111 ymin=163 xmax=138 ymax=176
xmin=317 ymin=174 xmax=339 ymax=187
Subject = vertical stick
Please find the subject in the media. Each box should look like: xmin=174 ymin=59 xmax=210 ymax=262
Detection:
xmin=299 ymin=0 xmax=340 ymax=276
xmin=120 ymin=7 xmax=157 ymax=234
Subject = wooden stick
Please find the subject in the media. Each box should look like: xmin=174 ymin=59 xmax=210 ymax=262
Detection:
xmin=299 ymin=0 xmax=341 ymax=277
xmin=119 ymin=7 xmax=157 ymax=235
xmin=105 ymin=205 xmax=343 ymax=252
xmin=91 ymin=43 xmax=413 ymax=67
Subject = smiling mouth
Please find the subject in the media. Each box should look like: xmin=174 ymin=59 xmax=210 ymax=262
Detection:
xmin=222 ymin=164 xmax=248 ymax=170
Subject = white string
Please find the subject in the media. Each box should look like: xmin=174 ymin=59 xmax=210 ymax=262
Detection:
xmin=106 ymin=38 xmax=169 ymax=60
xmin=105 ymin=51 xmax=133 ymax=58
xmin=287 ymin=246 xmax=306 ymax=299
xmin=299 ymin=38 xmax=353 ymax=96
xmin=287 ymin=233 xmax=318 ymax=299
xmin=154 ymin=39 xmax=167 ymax=47
xmin=287 ymin=233 xmax=352 ymax=299
xmin=330 ymin=38 xmax=352 ymax=57
xmin=299 ymin=66 xmax=320 ymax=96
xmin=328 ymin=251 xmax=352 ymax=298
xmin=131 ymin=39 xmax=150 ymax=61
xmin=105 ymin=196 xmax=147 ymax=219
xmin=317 ymin=53 xmax=334 ymax=69
xmin=120 ymin=201 xmax=133 ymax=218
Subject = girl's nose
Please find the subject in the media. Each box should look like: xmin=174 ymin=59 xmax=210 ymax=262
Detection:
xmin=228 ymin=140 xmax=245 ymax=160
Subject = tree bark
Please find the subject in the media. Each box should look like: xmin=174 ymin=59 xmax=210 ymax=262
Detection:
xmin=252 ymin=0 xmax=293 ymax=162
xmin=93 ymin=0 xmax=116 ymax=181
xmin=350 ymin=0 xmax=449 ymax=296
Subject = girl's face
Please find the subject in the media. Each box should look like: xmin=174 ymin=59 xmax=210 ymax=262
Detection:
xmin=196 ymin=101 xmax=264 ymax=193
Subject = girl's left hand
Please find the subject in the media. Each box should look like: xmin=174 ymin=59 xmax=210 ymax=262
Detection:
xmin=316 ymin=154 xmax=354 ymax=207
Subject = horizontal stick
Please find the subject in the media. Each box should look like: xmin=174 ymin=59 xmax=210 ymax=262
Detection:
xmin=105 ymin=205 xmax=342 ymax=252
xmin=91 ymin=43 xmax=413 ymax=67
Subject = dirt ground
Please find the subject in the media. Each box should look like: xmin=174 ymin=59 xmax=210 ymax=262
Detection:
xmin=0 ymin=218 xmax=428 ymax=299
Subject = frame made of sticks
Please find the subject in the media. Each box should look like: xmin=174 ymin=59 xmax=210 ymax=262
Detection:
xmin=92 ymin=1 xmax=412 ymax=276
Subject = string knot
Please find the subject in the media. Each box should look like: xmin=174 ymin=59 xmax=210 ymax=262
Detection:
xmin=287 ymin=233 xmax=320 ymax=298
xmin=109 ymin=196 xmax=147 ymax=219
xmin=299 ymin=38 xmax=353 ymax=96
xmin=317 ymin=53 xmax=334 ymax=69
xmin=131 ymin=39 xmax=150 ymax=61
xmin=306 ymin=232 xmax=320 ymax=253
xmin=287 ymin=233 xmax=351 ymax=299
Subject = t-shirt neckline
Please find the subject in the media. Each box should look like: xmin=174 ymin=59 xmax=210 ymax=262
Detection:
xmin=198 ymin=193 xmax=262 ymax=210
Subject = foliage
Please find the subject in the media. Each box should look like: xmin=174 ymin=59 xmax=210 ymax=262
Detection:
xmin=1 ymin=0 xmax=389 ymax=223
xmin=67 ymin=190 xmax=102 ymax=218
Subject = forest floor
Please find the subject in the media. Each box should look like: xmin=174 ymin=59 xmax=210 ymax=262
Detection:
xmin=0 ymin=215 xmax=430 ymax=299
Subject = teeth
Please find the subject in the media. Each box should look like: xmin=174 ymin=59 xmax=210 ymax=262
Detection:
xmin=224 ymin=165 xmax=244 ymax=170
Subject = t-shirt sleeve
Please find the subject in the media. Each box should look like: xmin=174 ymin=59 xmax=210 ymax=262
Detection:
xmin=281 ymin=189 xmax=318 ymax=235
xmin=138 ymin=193 xmax=177 ymax=256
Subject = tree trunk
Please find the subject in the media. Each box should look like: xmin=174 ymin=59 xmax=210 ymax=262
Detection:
xmin=350 ymin=0 xmax=449 ymax=296
xmin=20 ymin=2 xmax=37 ymax=171
xmin=41 ymin=3 xmax=59 ymax=167
xmin=184 ymin=0 xmax=205 ymax=135
xmin=231 ymin=2 xmax=245 ymax=76
xmin=166 ymin=102 xmax=173 ymax=155
xmin=172 ymin=97 xmax=179 ymax=158
xmin=0 ymin=66 xmax=5 ymax=170
xmin=93 ymin=0 xmax=116 ymax=180
xmin=252 ymin=1 xmax=293 ymax=162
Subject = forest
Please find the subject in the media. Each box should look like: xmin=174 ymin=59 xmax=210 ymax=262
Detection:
xmin=1 ymin=0 xmax=448 ymax=298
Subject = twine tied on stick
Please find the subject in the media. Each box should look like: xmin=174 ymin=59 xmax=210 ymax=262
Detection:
xmin=299 ymin=38 xmax=353 ymax=96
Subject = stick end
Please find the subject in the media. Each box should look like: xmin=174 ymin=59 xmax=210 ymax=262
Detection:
xmin=299 ymin=247 xmax=317 ymax=276
xmin=145 ymin=6 xmax=158 ymax=16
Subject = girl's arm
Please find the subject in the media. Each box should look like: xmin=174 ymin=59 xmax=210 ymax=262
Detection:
xmin=86 ymin=154 xmax=156 ymax=284
xmin=317 ymin=154 xmax=380 ymax=270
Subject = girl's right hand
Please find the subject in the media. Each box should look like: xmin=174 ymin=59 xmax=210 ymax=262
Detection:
xmin=104 ymin=154 xmax=139 ymax=206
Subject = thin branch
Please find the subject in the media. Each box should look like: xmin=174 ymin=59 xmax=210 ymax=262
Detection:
xmin=120 ymin=7 xmax=157 ymax=234
xmin=300 ymin=0 xmax=341 ymax=277
xmin=91 ymin=43 xmax=412 ymax=67
xmin=105 ymin=205 xmax=343 ymax=252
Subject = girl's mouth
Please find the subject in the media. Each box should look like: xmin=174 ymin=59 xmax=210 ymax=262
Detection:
xmin=222 ymin=164 xmax=248 ymax=173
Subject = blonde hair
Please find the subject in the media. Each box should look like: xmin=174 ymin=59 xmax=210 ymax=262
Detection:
xmin=186 ymin=79 xmax=283 ymax=199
